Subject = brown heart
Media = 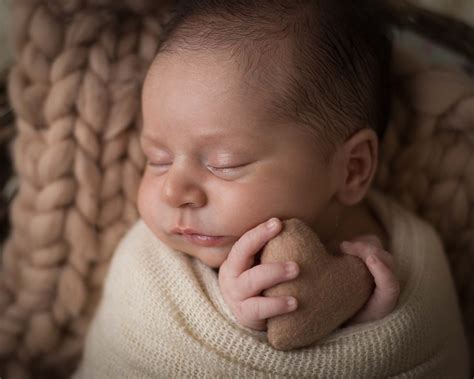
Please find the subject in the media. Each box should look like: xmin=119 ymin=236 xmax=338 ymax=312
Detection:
xmin=261 ymin=218 xmax=374 ymax=350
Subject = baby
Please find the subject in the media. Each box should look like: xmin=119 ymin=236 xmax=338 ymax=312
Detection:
xmin=137 ymin=0 xmax=399 ymax=332
xmin=73 ymin=1 xmax=471 ymax=376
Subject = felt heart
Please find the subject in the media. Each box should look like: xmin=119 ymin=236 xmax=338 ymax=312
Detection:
xmin=261 ymin=218 xmax=374 ymax=350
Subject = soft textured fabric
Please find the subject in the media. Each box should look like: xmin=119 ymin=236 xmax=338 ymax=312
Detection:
xmin=72 ymin=190 xmax=469 ymax=378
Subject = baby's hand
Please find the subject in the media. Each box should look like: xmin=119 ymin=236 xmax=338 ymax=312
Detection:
xmin=340 ymin=235 xmax=400 ymax=325
xmin=218 ymin=218 xmax=300 ymax=331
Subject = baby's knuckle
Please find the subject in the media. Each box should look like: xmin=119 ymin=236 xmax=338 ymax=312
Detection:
xmin=365 ymin=243 xmax=379 ymax=255
xmin=370 ymin=236 xmax=383 ymax=248
xmin=241 ymin=269 xmax=256 ymax=294
xmin=234 ymin=302 xmax=247 ymax=322
xmin=237 ymin=229 xmax=262 ymax=255
xmin=248 ymin=299 xmax=264 ymax=320
xmin=225 ymin=286 xmax=238 ymax=301
xmin=361 ymin=234 xmax=381 ymax=246
xmin=352 ymin=241 xmax=372 ymax=253
xmin=220 ymin=276 xmax=238 ymax=297
xmin=351 ymin=241 xmax=364 ymax=250
xmin=230 ymin=238 xmax=246 ymax=257
xmin=263 ymin=262 xmax=282 ymax=279
xmin=377 ymin=248 xmax=392 ymax=260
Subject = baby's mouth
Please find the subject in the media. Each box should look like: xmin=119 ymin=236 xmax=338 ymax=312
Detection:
xmin=180 ymin=233 xmax=230 ymax=248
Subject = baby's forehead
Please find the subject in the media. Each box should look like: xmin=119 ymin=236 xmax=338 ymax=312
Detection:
xmin=146 ymin=46 xmax=289 ymax=94
xmin=144 ymin=55 xmax=286 ymax=114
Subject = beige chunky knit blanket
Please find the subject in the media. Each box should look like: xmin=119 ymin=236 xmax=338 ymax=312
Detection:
xmin=73 ymin=190 xmax=469 ymax=378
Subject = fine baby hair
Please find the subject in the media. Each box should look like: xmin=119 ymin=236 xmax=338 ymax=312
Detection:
xmin=155 ymin=0 xmax=393 ymax=159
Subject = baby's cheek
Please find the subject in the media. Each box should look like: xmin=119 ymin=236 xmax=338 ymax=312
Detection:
xmin=137 ymin=175 xmax=153 ymax=221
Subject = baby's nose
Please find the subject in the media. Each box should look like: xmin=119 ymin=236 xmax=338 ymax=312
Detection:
xmin=160 ymin=168 xmax=207 ymax=208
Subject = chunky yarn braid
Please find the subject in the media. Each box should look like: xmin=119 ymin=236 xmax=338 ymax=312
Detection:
xmin=0 ymin=1 xmax=169 ymax=377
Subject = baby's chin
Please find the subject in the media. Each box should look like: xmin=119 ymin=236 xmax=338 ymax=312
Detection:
xmin=185 ymin=245 xmax=232 ymax=268
xmin=162 ymin=234 xmax=233 ymax=268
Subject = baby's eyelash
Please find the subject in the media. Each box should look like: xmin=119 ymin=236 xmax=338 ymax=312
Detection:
xmin=146 ymin=162 xmax=246 ymax=171
xmin=147 ymin=162 xmax=170 ymax=168
xmin=209 ymin=164 xmax=247 ymax=172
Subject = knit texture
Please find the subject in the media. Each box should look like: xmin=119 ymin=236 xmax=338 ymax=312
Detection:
xmin=73 ymin=190 xmax=469 ymax=378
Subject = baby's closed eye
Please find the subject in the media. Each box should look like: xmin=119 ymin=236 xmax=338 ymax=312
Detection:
xmin=208 ymin=162 xmax=249 ymax=174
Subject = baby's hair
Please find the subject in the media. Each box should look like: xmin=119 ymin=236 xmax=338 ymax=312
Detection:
xmin=155 ymin=0 xmax=393 ymax=160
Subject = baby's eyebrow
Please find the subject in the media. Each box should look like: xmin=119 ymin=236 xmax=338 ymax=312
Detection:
xmin=140 ymin=130 xmax=262 ymax=147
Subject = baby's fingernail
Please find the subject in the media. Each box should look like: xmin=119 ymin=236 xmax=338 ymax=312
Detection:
xmin=266 ymin=218 xmax=279 ymax=230
xmin=367 ymin=255 xmax=378 ymax=265
xmin=287 ymin=297 xmax=297 ymax=310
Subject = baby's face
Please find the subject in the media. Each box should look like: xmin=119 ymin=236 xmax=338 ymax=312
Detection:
xmin=138 ymin=52 xmax=342 ymax=268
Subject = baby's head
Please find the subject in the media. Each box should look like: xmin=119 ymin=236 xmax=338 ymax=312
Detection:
xmin=138 ymin=0 xmax=392 ymax=267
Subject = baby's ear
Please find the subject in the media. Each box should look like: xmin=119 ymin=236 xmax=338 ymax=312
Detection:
xmin=335 ymin=128 xmax=379 ymax=206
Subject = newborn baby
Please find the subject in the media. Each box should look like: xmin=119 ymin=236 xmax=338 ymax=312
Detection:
xmin=71 ymin=0 xmax=470 ymax=377
xmin=137 ymin=0 xmax=398 ymax=331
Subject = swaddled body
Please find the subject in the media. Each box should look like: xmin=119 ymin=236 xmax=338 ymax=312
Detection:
xmin=73 ymin=191 xmax=469 ymax=377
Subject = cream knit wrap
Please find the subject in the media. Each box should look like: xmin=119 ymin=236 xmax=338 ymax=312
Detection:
xmin=72 ymin=190 xmax=469 ymax=378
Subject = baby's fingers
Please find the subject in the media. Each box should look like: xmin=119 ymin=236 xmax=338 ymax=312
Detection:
xmin=364 ymin=255 xmax=400 ymax=318
xmin=224 ymin=218 xmax=282 ymax=278
xmin=346 ymin=255 xmax=400 ymax=326
xmin=340 ymin=238 xmax=394 ymax=271
xmin=237 ymin=261 xmax=299 ymax=299
xmin=239 ymin=296 xmax=298 ymax=330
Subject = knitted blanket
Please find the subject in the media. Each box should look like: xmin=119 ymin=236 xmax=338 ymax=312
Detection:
xmin=72 ymin=190 xmax=469 ymax=378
